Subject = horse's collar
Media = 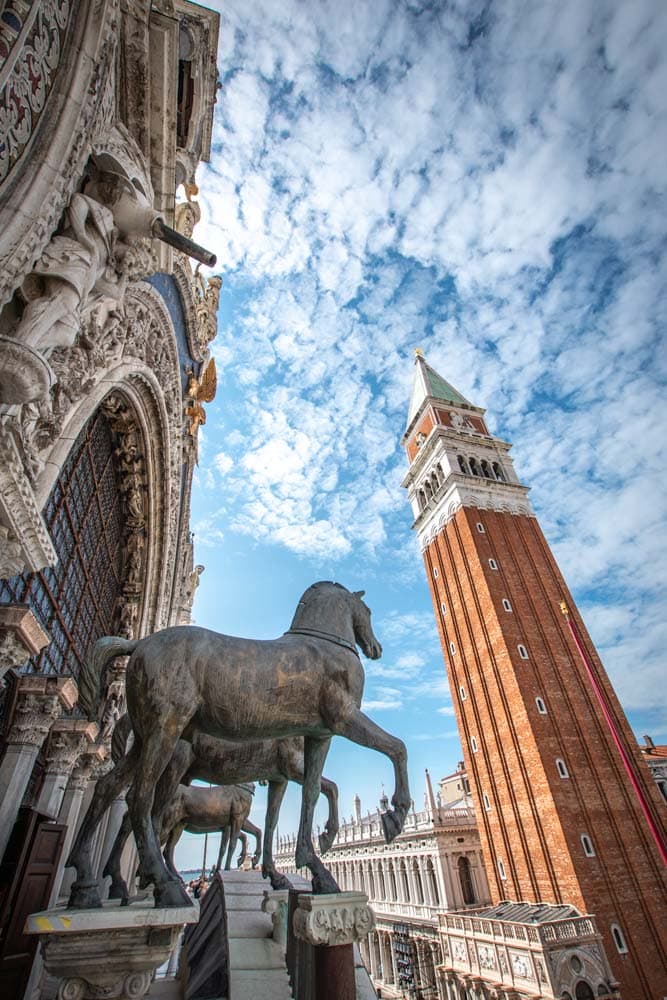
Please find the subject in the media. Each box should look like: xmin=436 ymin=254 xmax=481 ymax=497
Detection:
xmin=285 ymin=626 xmax=360 ymax=657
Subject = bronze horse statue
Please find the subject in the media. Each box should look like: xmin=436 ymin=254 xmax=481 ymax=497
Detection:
xmin=102 ymin=723 xmax=340 ymax=897
xmin=68 ymin=581 xmax=410 ymax=908
xmin=161 ymin=782 xmax=260 ymax=878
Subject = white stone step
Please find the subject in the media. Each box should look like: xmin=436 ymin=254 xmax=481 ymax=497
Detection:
xmin=229 ymin=937 xmax=287 ymax=971
xmin=229 ymin=967 xmax=292 ymax=1000
xmin=221 ymin=872 xmax=293 ymax=1000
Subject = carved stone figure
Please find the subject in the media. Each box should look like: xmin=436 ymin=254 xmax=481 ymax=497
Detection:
xmin=67 ymin=581 xmax=411 ymax=909
xmin=194 ymin=272 xmax=222 ymax=348
xmin=174 ymin=198 xmax=201 ymax=239
xmin=184 ymin=357 xmax=217 ymax=436
xmin=0 ymin=176 xmax=161 ymax=404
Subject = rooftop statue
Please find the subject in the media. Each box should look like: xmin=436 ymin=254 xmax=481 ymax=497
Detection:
xmin=67 ymin=581 xmax=411 ymax=908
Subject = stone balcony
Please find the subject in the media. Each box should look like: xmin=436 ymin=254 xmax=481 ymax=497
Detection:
xmin=438 ymin=902 xmax=618 ymax=999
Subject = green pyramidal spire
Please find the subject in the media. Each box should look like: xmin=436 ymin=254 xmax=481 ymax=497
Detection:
xmin=406 ymin=350 xmax=472 ymax=427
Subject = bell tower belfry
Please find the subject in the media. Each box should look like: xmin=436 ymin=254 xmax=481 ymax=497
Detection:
xmin=401 ymin=351 xmax=667 ymax=1000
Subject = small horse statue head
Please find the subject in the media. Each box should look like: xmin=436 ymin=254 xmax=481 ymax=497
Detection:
xmin=289 ymin=581 xmax=382 ymax=660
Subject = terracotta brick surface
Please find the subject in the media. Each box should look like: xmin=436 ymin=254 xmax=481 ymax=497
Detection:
xmin=423 ymin=506 xmax=667 ymax=1000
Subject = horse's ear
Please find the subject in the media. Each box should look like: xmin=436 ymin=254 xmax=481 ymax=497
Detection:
xmin=354 ymin=590 xmax=365 ymax=598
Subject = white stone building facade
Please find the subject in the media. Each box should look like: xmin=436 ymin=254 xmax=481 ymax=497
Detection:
xmin=275 ymin=773 xmax=490 ymax=1000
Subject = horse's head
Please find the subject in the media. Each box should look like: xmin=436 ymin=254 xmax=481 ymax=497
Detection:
xmin=350 ymin=589 xmax=382 ymax=660
xmin=291 ymin=581 xmax=382 ymax=659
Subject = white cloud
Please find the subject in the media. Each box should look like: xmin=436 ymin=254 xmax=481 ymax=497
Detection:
xmin=193 ymin=0 xmax=667 ymax=724
xmin=214 ymin=452 xmax=234 ymax=476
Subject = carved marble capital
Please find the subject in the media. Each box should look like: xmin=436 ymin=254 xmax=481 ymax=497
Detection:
xmin=69 ymin=745 xmax=107 ymax=792
xmin=5 ymin=675 xmax=78 ymax=748
xmin=44 ymin=720 xmax=99 ymax=777
xmin=0 ymin=604 xmax=50 ymax=679
xmin=293 ymin=892 xmax=375 ymax=947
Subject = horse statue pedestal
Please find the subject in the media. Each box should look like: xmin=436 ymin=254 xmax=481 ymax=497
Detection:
xmin=25 ymin=898 xmax=198 ymax=999
xmin=287 ymin=890 xmax=375 ymax=1000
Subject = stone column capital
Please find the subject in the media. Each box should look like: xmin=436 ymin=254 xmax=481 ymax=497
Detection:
xmin=44 ymin=720 xmax=99 ymax=777
xmin=69 ymin=743 xmax=107 ymax=791
xmin=5 ymin=675 xmax=78 ymax=747
xmin=0 ymin=604 xmax=50 ymax=677
xmin=293 ymin=891 xmax=375 ymax=947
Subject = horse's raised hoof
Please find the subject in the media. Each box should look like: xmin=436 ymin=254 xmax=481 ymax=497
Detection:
xmin=381 ymin=809 xmax=404 ymax=843
xmin=312 ymin=870 xmax=340 ymax=895
xmin=154 ymin=879 xmax=192 ymax=908
xmin=68 ymin=880 xmax=103 ymax=910
xmin=262 ymin=864 xmax=292 ymax=890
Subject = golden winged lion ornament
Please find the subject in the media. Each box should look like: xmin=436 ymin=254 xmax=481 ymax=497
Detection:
xmin=185 ymin=358 xmax=217 ymax=436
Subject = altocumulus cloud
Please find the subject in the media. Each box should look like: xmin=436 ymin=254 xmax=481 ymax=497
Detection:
xmin=192 ymin=0 xmax=667 ymax=716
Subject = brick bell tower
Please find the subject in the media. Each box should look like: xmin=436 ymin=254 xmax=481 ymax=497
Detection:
xmin=401 ymin=351 xmax=667 ymax=1000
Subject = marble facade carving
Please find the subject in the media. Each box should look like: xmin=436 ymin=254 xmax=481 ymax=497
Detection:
xmin=0 ymin=17 xmax=220 ymax=996
xmin=293 ymin=892 xmax=375 ymax=948
xmin=5 ymin=676 xmax=78 ymax=747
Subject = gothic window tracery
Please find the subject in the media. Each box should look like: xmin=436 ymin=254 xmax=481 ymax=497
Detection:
xmin=0 ymin=407 xmax=125 ymax=678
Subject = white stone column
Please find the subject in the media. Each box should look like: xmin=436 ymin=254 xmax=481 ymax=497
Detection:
xmin=34 ymin=719 xmax=98 ymax=819
xmin=0 ymin=675 xmax=77 ymax=862
xmin=389 ymin=930 xmax=400 ymax=986
xmin=443 ymin=851 xmax=459 ymax=908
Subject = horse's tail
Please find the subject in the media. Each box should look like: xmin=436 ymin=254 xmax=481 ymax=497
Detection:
xmin=110 ymin=712 xmax=133 ymax=763
xmin=78 ymin=636 xmax=139 ymax=722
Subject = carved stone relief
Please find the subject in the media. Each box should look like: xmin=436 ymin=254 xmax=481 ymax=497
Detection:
xmin=292 ymin=892 xmax=375 ymax=947
xmin=0 ymin=1 xmax=72 ymax=186
xmin=0 ymin=0 xmax=119 ymax=309
xmin=0 ymin=174 xmax=162 ymax=407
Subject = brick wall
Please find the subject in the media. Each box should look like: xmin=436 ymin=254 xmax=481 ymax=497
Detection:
xmin=423 ymin=505 xmax=667 ymax=1000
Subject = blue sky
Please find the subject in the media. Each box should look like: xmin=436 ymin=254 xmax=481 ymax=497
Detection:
xmin=175 ymin=0 xmax=667 ymax=871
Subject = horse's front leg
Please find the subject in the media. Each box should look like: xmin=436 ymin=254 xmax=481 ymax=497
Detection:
xmin=333 ymin=706 xmax=410 ymax=843
xmin=262 ymin=780 xmax=291 ymax=889
xmin=236 ymin=831 xmax=248 ymax=868
xmin=163 ymin=822 xmax=185 ymax=880
xmin=224 ymin=813 xmax=244 ymax=871
xmin=318 ymin=776 xmax=339 ymax=854
xmin=241 ymin=819 xmax=262 ymax=868
xmin=296 ymin=736 xmax=339 ymax=894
